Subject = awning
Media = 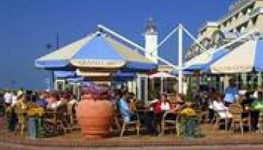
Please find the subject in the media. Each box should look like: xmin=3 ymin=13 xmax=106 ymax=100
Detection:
xmin=35 ymin=30 xmax=157 ymax=72
xmin=210 ymin=39 xmax=263 ymax=73
xmin=184 ymin=47 xmax=229 ymax=72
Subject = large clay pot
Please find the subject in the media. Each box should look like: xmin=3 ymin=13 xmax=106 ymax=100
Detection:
xmin=76 ymin=94 xmax=114 ymax=139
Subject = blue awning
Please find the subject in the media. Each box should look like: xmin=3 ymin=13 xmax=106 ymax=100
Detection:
xmin=210 ymin=39 xmax=263 ymax=73
xmin=35 ymin=31 xmax=157 ymax=71
xmin=184 ymin=48 xmax=230 ymax=72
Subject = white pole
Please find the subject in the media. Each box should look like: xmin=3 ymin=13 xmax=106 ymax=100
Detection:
xmin=178 ymin=24 xmax=183 ymax=94
xmin=97 ymin=24 xmax=179 ymax=70
xmin=161 ymin=77 xmax=164 ymax=94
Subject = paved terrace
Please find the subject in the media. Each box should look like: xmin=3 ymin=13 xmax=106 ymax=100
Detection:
xmin=1 ymin=118 xmax=263 ymax=150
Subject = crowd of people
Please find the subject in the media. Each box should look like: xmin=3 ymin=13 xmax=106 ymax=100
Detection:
xmin=1 ymin=89 xmax=79 ymax=133
xmin=1 ymin=78 xmax=263 ymax=137
xmin=113 ymin=88 xmax=184 ymax=135
xmin=194 ymin=79 xmax=263 ymax=131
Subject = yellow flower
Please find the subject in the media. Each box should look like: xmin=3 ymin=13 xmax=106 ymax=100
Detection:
xmin=180 ymin=108 xmax=196 ymax=116
xmin=27 ymin=104 xmax=45 ymax=117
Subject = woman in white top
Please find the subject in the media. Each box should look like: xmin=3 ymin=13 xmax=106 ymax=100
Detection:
xmin=211 ymin=92 xmax=232 ymax=118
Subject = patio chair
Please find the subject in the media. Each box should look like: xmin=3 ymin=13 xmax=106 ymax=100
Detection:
xmin=111 ymin=110 xmax=121 ymax=131
xmin=67 ymin=102 xmax=80 ymax=130
xmin=212 ymin=109 xmax=232 ymax=131
xmin=119 ymin=113 xmax=140 ymax=137
xmin=257 ymin=110 xmax=263 ymax=133
xmin=159 ymin=111 xmax=180 ymax=137
xmin=229 ymin=102 xmax=251 ymax=134
xmin=109 ymin=103 xmax=121 ymax=131
xmin=44 ymin=104 xmax=71 ymax=135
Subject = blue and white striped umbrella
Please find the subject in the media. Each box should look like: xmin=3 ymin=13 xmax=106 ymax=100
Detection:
xmin=210 ymin=39 xmax=263 ymax=73
xmin=35 ymin=32 xmax=157 ymax=72
xmin=183 ymin=47 xmax=230 ymax=72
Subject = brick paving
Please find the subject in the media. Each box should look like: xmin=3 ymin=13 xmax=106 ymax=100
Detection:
xmin=1 ymin=117 xmax=263 ymax=149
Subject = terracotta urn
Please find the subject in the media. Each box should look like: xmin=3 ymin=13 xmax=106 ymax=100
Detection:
xmin=76 ymin=93 xmax=114 ymax=139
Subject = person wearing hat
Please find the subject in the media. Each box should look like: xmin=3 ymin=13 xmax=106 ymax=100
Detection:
xmin=13 ymin=90 xmax=29 ymax=135
xmin=15 ymin=90 xmax=29 ymax=111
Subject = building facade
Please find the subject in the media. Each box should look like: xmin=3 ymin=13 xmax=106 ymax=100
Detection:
xmin=187 ymin=0 xmax=263 ymax=59
xmin=186 ymin=0 xmax=263 ymax=90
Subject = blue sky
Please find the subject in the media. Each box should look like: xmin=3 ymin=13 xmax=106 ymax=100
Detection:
xmin=0 ymin=0 xmax=233 ymax=90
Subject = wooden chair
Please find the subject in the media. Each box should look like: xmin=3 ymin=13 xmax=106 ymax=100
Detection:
xmin=212 ymin=109 xmax=232 ymax=131
xmin=257 ymin=110 xmax=263 ymax=133
xmin=160 ymin=111 xmax=180 ymax=137
xmin=67 ymin=102 xmax=79 ymax=130
xmin=229 ymin=102 xmax=250 ymax=134
xmin=110 ymin=103 xmax=121 ymax=131
xmin=44 ymin=104 xmax=71 ymax=135
xmin=111 ymin=111 xmax=121 ymax=131
xmin=119 ymin=113 xmax=140 ymax=137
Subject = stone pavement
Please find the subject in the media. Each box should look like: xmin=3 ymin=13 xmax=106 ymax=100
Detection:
xmin=1 ymin=118 xmax=263 ymax=149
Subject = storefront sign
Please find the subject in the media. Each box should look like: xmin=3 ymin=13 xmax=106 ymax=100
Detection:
xmin=212 ymin=65 xmax=252 ymax=73
xmin=71 ymin=59 xmax=125 ymax=68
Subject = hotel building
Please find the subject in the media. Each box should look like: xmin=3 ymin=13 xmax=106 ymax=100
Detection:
xmin=186 ymin=0 xmax=263 ymax=89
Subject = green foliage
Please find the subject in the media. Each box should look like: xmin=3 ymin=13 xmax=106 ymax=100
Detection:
xmin=148 ymin=87 xmax=160 ymax=100
xmin=186 ymin=77 xmax=194 ymax=102
xmin=178 ymin=115 xmax=202 ymax=138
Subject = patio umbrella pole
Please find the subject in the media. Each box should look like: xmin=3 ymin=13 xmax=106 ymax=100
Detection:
xmin=178 ymin=24 xmax=183 ymax=94
xmin=161 ymin=77 xmax=164 ymax=94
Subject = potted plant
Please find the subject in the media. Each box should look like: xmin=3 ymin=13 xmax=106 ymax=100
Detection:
xmin=179 ymin=102 xmax=201 ymax=138
xmin=76 ymin=85 xmax=114 ymax=139
xmin=27 ymin=103 xmax=45 ymax=139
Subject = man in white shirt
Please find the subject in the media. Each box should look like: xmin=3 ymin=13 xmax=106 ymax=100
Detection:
xmin=4 ymin=90 xmax=13 ymax=105
xmin=11 ymin=91 xmax=18 ymax=107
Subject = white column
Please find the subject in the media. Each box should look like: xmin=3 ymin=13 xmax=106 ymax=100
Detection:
xmin=145 ymin=77 xmax=148 ymax=103
xmin=178 ymin=24 xmax=183 ymax=94
xmin=160 ymin=77 xmax=164 ymax=94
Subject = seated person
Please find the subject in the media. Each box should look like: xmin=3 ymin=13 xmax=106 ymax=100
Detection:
xmin=128 ymin=92 xmax=137 ymax=112
xmin=36 ymin=92 xmax=48 ymax=108
xmin=211 ymin=92 xmax=232 ymax=119
xmin=154 ymin=93 xmax=171 ymax=114
xmin=251 ymin=91 xmax=263 ymax=130
xmin=118 ymin=91 xmax=136 ymax=123
xmin=253 ymin=86 xmax=262 ymax=99
xmin=252 ymin=91 xmax=263 ymax=110
xmin=223 ymin=79 xmax=239 ymax=107
xmin=169 ymin=93 xmax=184 ymax=112
xmin=241 ymin=91 xmax=254 ymax=110
xmin=46 ymin=93 xmax=66 ymax=110
xmin=154 ymin=93 xmax=171 ymax=132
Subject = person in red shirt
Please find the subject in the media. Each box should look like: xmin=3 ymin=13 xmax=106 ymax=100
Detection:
xmin=154 ymin=93 xmax=171 ymax=113
xmin=154 ymin=93 xmax=171 ymax=134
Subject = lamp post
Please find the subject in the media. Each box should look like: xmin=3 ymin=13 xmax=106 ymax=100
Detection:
xmin=46 ymin=33 xmax=60 ymax=90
